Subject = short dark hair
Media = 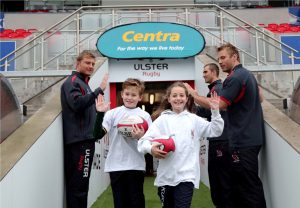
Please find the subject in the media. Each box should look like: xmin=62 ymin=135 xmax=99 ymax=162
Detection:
xmin=217 ymin=43 xmax=240 ymax=62
xmin=204 ymin=63 xmax=220 ymax=77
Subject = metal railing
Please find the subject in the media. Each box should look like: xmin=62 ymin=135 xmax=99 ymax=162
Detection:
xmin=0 ymin=4 xmax=299 ymax=75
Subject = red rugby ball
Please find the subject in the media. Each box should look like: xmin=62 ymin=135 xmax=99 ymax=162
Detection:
xmin=152 ymin=136 xmax=176 ymax=153
xmin=117 ymin=115 xmax=148 ymax=138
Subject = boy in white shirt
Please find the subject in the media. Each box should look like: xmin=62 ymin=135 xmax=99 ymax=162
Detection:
xmin=137 ymin=82 xmax=224 ymax=208
xmin=93 ymin=78 xmax=152 ymax=208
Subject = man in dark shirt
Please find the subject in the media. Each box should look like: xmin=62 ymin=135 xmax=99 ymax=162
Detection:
xmin=61 ymin=50 xmax=108 ymax=208
xmin=196 ymin=63 xmax=233 ymax=208
xmin=185 ymin=43 xmax=266 ymax=208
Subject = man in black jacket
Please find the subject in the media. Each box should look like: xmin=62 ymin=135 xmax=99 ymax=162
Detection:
xmin=196 ymin=63 xmax=233 ymax=208
xmin=61 ymin=50 xmax=108 ymax=208
xmin=185 ymin=43 xmax=266 ymax=208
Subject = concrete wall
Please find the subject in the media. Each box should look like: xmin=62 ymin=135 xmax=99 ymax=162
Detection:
xmin=102 ymin=0 xmax=194 ymax=6
xmin=0 ymin=115 xmax=65 ymax=208
xmin=260 ymin=101 xmax=300 ymax=208
xmin=0 ymin=63 xmax=110 ymax=208
xmin=230 ymin=7 xmax=290 ymax=24
xmin=4 ymin=13 xmax=69 ymax=30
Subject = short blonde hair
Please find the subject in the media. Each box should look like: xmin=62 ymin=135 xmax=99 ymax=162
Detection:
xmin=76 ymin=50 xmax=96 ymax=62
xmin=217 ymin=43 xmax=240 ymax=62
xmin=122 ymin=78 xmax=145 ymax=95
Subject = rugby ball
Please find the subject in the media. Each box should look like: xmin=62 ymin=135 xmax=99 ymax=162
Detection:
xmin=117 ymin=115 xmax=148 ymax=138
xmin=152 ymin=136 xmax=175 ymax=153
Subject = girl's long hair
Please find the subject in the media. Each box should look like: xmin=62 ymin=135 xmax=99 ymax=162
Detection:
xmin=151 ymin=82 xmax=196 ymax=121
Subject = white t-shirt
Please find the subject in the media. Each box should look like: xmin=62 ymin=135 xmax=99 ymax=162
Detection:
xmin=103 ymin=105 xmax=152 ymax=172
xmin=138 ymin=109 xmax=224 ymax=188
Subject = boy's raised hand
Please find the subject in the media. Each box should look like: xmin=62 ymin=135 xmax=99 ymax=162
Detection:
xmin=95 ymin=94 xmax=110 ymax=112
xmin=208 ymin=91 xmax=220 ymax=110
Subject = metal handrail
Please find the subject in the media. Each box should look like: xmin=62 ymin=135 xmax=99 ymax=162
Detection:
xmin=0 ymin=7 xmax=83 ymax=63
xmin=0 ymin=14 xmax=78 ymax=68
xmin=1 ymin=4 xmax=298 ymax=69
xmin=34 ymin=17 xmax=121 ymax=71
xmin=182 ymin=17 xmax=268 ymax=65
xmin=209 ymin=4 xmax=298 ymax=53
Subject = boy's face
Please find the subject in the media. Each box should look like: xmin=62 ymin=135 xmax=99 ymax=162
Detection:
xmin=121 ymin=86 xmax=142 ymax=109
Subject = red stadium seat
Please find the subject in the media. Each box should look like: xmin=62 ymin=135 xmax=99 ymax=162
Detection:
xmin=7 ymin=32 xmax=20 ymax=38
xmin=266 ymin=27 xmax=277 ymax=32
xmin=290 ymin=26 xmax=300 ymax=32
xmin=279 ymin=23 xmax=290 ymax=28
xmin=0 ymin=33 xmax=8 ymax=38
xmin=276 ymin=26 xmax=287 ymax=33
xmin=267 ymin=23 xmax=278 ymax=29
xmin=15 ymin=29 xmax=27 ymax=34
xmin=22 ymin=32 xmax=32 ymax=37
xmin=2 ymin=29 xmax=14 ymax=35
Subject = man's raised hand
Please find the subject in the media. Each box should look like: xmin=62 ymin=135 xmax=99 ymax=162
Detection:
xmin=100 ymin=73 xmax=109 ymax=91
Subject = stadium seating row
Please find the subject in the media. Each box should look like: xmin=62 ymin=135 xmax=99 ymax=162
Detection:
xmin=0 ymin=29 xmax=37 ymax=39
xmin=263 ymin=23 xmax=300 ymax=33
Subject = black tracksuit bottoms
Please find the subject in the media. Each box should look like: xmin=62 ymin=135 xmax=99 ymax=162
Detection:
xmin=158 ymin=182 xmax=194 ymax=208
xmin=109 ymin=170 xmax=145 ymax=208
xmin=64 ymin=140 xmax=95 ymax=208
xmin=230 ymin=145 xmax=266 ymax=208
xmin=208 ymin=140 xmax=234 ymax=208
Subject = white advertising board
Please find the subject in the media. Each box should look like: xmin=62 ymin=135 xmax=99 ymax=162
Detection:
xmin=108 ymin=58 xmax=195 ymax=82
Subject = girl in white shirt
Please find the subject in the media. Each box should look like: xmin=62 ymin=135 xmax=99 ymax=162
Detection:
xmin=138 ymin=81 xmax=224 ymax=208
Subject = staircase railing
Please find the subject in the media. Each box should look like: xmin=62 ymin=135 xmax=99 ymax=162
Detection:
xmin=0 ymin=4 xmax=298 ymax=75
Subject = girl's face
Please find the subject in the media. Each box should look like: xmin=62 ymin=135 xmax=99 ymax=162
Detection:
xmin=168 ymin=86 xmax=188 ymax=114
xmin=121 ymin=86 xmax=142 ymax=109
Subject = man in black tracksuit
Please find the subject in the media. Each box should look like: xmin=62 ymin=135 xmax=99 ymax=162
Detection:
xmin=185 ymin=43 xmax=266 ymax=208
xmin=196 ymin=63 xmax=233 ymax=208
xmin=61 ymin=50 xmax=108 ymax=208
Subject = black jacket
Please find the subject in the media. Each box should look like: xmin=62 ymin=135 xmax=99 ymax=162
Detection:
xmin=61 ymin=71 xmax=104 ymax=145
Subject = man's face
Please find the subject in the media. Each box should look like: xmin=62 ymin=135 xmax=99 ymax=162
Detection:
xmin=218 ymin=48 xmax=236 ymax=73
xmin=76 ymin=56 xmax=96 ymax=77
xmin=203 ymin=66 xmax=214 ymax=84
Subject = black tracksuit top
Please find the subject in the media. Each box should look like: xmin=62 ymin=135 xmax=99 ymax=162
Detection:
xmin=60 ymin=71 xmax=104 ymax=145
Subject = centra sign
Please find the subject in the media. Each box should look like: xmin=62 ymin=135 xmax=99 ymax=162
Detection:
xmin=96 ymin=22 xmax=206 ymax=59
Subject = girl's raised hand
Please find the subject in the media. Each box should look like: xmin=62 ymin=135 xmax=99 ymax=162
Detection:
xmin=209 ymin=91 xmax=220 ymax=110
xmin=95 ymin=94 xmax=110 ymax=112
